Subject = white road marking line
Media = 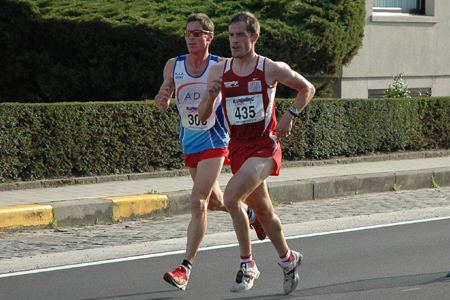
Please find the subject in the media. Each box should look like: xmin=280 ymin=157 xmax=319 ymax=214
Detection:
xmin=1 ymin=216 xmax=449 ymax=278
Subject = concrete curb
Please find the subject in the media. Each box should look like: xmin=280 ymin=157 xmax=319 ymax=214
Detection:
xmin=267 ymin=168 xmax=450 ymax=203
xmin=1 ymin=154 xmax=450 ymax=232
xmin=0 ymin=194 xmax=169 ymax=231
xmin=0 ymin=204 xmax=54 ymax=229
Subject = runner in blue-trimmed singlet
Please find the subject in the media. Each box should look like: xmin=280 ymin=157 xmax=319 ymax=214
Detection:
xmin=154 ymin=13 xmax=266 ymax=292
xmin=173 ymin=54 xmax=228 ymax=154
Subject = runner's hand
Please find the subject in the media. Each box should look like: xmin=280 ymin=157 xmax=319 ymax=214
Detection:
xmin=274 ymin=112 xmax=294 ymax=139
xmin=205 ymin=75 xmax=222 ymax=101
xmin=155 ymin=86 xmax=171 ymax=110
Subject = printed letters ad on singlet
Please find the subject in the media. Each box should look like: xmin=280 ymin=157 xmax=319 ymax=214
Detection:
xmin=178 ymin=83 xmax=215 ymax=130
xmin=226 ymin=94 xmax=264 ymax=125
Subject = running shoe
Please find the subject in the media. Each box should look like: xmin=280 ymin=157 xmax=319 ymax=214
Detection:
xmin=250 ymin=218 xmax=266 ymax=240
xmin=230 ymin=261 xmax=260 ymax=292
xmin=279 ymin=250 xmax=303 ymax=295
xmin=163 ymin=266 xmax=189 ymax=290
xmin=247 ymin=207 xmax=266 ymax=241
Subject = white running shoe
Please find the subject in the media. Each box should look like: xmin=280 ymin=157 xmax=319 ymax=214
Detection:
xmin=230 ymin=261 xmax=260 ymax=292
xmin=279 ymin=250 xmax=303 ymax=295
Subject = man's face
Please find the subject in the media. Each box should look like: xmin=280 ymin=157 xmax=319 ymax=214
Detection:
xmin=185 ymin=21 xmax=211 ymax=54
xmin=228 ymin=21 xmax=253 ymax=58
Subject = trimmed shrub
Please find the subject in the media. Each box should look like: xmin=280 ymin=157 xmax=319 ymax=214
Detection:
xmin=1 ymin=0 xmax=365 ymax=102
xmin=0 ymin=101 xmax=183 ymax=181
xmin=2 ymin=97 xmax=449 ymax=182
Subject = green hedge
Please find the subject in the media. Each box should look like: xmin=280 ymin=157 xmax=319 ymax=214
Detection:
xmin=1 ymin=97 xmax=449 ymax=182
xmin=0 ymin=101 xmax=183 ymax=181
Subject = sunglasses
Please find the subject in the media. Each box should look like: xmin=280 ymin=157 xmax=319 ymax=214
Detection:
xmin=184 ymin=29 xmax=212 ymax=37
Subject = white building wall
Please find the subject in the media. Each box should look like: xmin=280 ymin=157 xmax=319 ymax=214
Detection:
xmin=340 ymin=0 xmax=450 ymax=98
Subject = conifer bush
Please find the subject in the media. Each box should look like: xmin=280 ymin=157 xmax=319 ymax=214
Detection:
xmin=1 ymin=0 xmax=365 ymax=103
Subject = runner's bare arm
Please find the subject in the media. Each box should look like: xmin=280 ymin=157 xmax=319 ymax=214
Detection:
xmin=198 ymin=63 xmax=224 ymax=122
xmin=155 ymin=59 xmax=176 ymax=111
xmin=267 ymin=60 xmax=315 ymax=138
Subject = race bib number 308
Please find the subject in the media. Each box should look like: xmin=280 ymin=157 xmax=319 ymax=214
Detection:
xmin=225 ymin=94 xmax=264 ymax=125
xmin=179 ymin=105 xmax=215 ymax=130
xmin=177 ymin=82 xmax=215 ymax=130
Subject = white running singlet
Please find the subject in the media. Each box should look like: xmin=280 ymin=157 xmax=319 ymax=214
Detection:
xmin=173 ymin=54 xmax=229 ymax=154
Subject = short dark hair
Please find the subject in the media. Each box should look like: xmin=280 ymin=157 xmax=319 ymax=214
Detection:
xmin=186 ymin=13 xmax=214 ymax=32
xmin=229 ymin=12 xmax=260 ymax=35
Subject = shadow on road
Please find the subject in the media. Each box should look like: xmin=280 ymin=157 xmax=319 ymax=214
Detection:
xmin=296 ymin=271 xmax=450 ymax=297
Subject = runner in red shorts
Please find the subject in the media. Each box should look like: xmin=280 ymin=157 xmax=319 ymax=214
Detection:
xmin=155 ymin=13 xmax=266 ymax=292
xmin=199 ymin=12 xmax=315 ymax=295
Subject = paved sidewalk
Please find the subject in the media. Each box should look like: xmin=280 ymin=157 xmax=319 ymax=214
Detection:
xmin=1 ymin=150 xmax=450 ymax=231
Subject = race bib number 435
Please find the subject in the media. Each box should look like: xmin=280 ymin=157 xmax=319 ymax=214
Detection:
xmin=225 ymin=94 xmax=264 ymax=125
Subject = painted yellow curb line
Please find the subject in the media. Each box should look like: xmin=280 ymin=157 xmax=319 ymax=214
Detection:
xmin=103 ymin=194 xmax=169 ymax=220
xmin=0 ymin=204 xmax=54 ymax=229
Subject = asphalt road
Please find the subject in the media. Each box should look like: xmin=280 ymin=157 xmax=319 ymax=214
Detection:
xmin=1 ymin=217 xmax=449 ymax=300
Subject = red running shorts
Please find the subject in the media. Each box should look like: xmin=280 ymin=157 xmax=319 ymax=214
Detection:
xmin=228 ymin=134 xmax=281 ymax=176
xmin=184 ymin=147 xmax=230 ymax=168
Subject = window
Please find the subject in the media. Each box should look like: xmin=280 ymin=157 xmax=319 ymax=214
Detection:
xmin=371 ymin=0 xmax=438 ymax=23
xmin=374 ymin=0 xmax=425 ymax=14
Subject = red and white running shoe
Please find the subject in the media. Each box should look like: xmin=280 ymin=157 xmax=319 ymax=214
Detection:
xmin=230 ymin=261 xmax=260 ymax=292
xmin=247 ymin=207 xmax=267 ymax=240
xmin=250 ymin=218 xmax=267 ymax=240
xmin=163 ymin=266 xmax=189 ymax=290
xmin=279 ymin=250 xmax=303 ymax=295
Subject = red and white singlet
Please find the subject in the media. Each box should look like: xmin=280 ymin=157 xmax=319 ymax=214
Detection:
xmin=221 ymin=55 xmax=281 ymax=175
xmin=221 ymin=55 xmax=277 ymax=141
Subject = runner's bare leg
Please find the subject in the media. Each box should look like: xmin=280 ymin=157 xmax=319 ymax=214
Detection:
xmin=185 ymin=156 xmax=224 ymax=263
xmin=224 ymin=157 xmax=288 ymax=257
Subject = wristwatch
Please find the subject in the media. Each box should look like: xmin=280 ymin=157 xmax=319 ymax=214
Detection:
xmin=288 ymin=106 xmax=298 ymax=117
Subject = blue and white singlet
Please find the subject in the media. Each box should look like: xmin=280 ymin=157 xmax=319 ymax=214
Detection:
xmin=173 ymin=54 xmax=229 ymax=154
